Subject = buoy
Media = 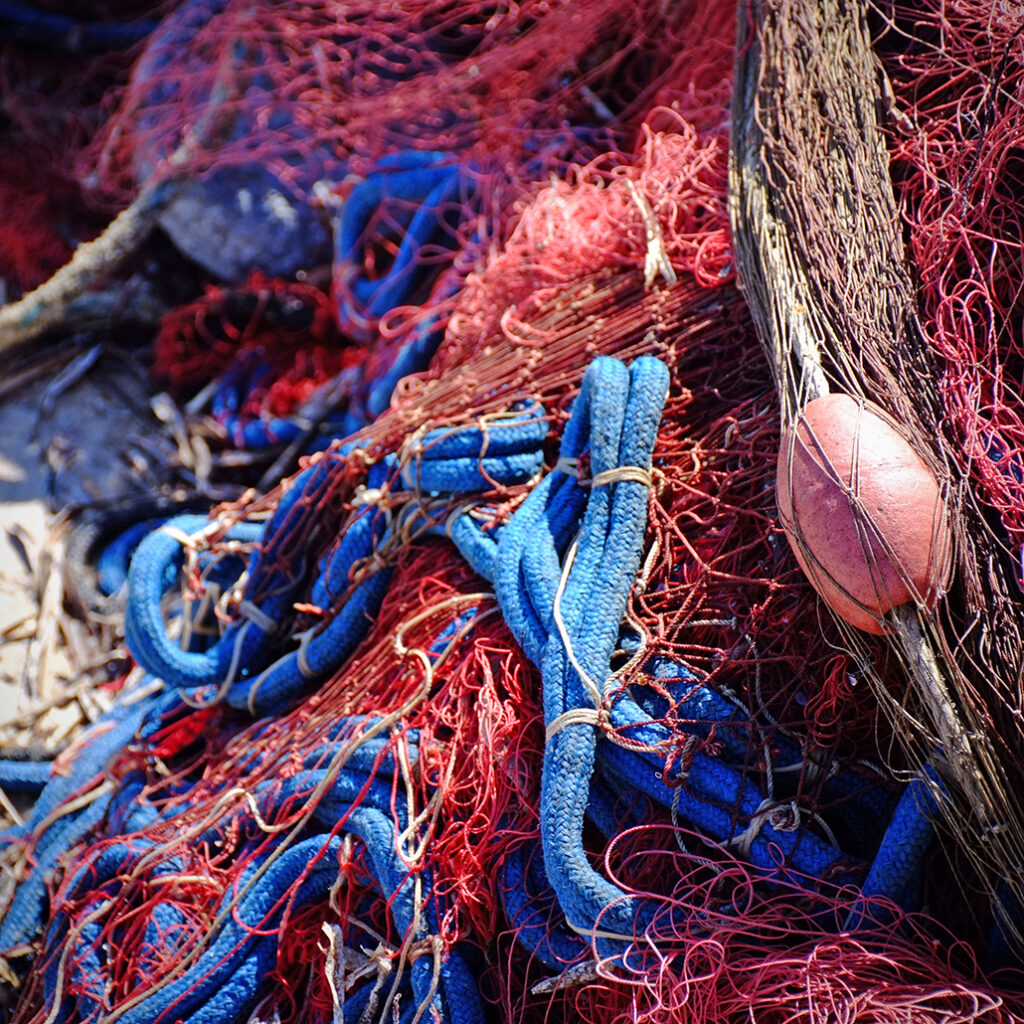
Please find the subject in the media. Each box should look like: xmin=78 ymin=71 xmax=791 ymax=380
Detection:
xmin=776 ymin=394 xmax=951 ymax=634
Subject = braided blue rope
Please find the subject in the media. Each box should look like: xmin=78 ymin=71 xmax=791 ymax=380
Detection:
xmin=333 ymin=152 xmax=467 ymax=337
xmin=48 ymin=835 xmax=345 ymax=1024
xmin=494 ymin=468 xmax=586 ymax=665
xmin=0 ymin=684 xmax=177 ymax=955
xmin=0 ymin=758 xmax=52 ymax=796
xmin=208 ymin=350 xmax=359 ymax=450
xmin=233 ymin=509 xmax=392 ymax=716
xmin=401 ymin=402 xmax=548 ymax=494
xmin=529 ymin=355 xmax=667 ymax=948
xmin=125 ymin=515 xmax=277 ymax=691
xmin=603 ymin=688 xmax=867 ymax=876
xmin=63 ymin=851 xmax=189 ymax=1022
xmin=463 ymin=355 xmax=875 ymax=966
xmin=596 ymin=740 xmax=849 ymax=883
xmin=125 ymin=458 xmax=333 ymax=694
xmin=846 ymin=765 xmax=941 ymax=930
xmin=41 ymin=714 xmax=482 ymax=1024
xmin=331 ymin=152 xmax=478 ymax=427
xmin=499 ymin=845 xmax=589 ymax=969
xmin=94 ymin=518 xmax=169 ymax=596
xmin=498 ymin=773 xmax=654 ymax=973
xmin=126 ymin=408 xmax=546 ymax=715
xmin=363 ymin=300 xmax=451 ymax=421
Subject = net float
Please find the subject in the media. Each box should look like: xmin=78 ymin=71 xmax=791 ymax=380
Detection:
xmin=776 ymin=393 xmax=952 ymax=634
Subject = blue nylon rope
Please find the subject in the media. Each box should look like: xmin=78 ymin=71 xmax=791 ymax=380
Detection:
xmin=472 ymin=355 xmax=874 ymax=961
xmin=846 ymin=765 xmax=942 ymax=930
xmin=533 ymin=356 xmax=666 ymax=947
xmin=52 ymin=836 xmax=346 ymax=1024
xmin=0 ymin=684 xmax=178 ymax=954
xmin=6 ymin=348 xmax=949 ymax=1015
xmin=37 ymin=724 xmax=483 ymax=1024
xmin=333 ymin=153 xmax=467 ymax=336
xmin=499 ymin=845 xmax=589 ymax=969
xmin=0 ymin=758 xmax=53 ymax=796
xmin=125 ymin=407 xmax=547 ymax=715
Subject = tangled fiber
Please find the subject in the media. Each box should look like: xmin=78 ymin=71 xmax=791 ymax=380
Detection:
xmin=3 ymin=0 xmax=1024 ymax=1022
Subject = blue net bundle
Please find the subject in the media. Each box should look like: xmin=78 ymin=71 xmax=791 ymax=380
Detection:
xmin=2 ymin=0 xmax=1024 ymax=1023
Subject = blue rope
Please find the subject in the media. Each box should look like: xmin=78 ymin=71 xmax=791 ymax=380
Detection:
xmin=499 ymin=845 xmax=589 ymax=969
xmin=455 ymin=355 xmax=869 ymax=962
xmin=124 ymin=455 xmax=340 ymax=694
xmin=0 ymin=758 xmax=52 ymax=796
xmin=846 ymin=765 xmax=942 ymax=930
xmin=208 ymin=350 xmax=358 ymax=451
xmin=49 ymin=835 xmax=345 ymax=1024
xmin=329 ymin=152 xmax=478 ymax=429
xmin=13 ymin=347 xmax=940 ymax=1010
xmin=517 ymin=355 xmax=668 ymax=949
xmin=617 ymin=658 xmax=899 ymax=857
xmin=125 ymin=406 xmax=547 ymax=715
xmin=37 ymin=716 xmax=483 ymax=1024
xmin=0 ymin=684 xmax=178 ymax=954
xmin=124 ymin=515 xmax=271 ymax=692
xmin=333 ymin=152 xmax=469 ymax=337
xmin=94 ymin=519 xmax=170 ymax=597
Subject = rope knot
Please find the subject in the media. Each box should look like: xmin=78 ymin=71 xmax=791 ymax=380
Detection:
xmin=728 ymin=798 xmax=803 ymax=859
xmin=553 ymin=456 xmax=652 ymax=490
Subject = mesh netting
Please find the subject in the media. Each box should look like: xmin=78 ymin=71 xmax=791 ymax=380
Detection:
xmin=82 ymin=0 xmax=731 ymax=202
xmin=878 ymin=0 xmax=1024 ymax=571
xmin=4 ymin=0 xmax=1024 ymax=1022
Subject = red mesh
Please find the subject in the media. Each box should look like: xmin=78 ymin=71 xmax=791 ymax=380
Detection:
xmin=0 ymin=150 xmax=77 ymax=296
xmin=82 ymin=0 xmax=731 ymax=204
xmin=152 ymin=272 xmax=363 ymax=423
xmin=0 ymin=50 xmax=111 ymax=295
xmin=0 ymin=3 xmax=177 ymax=294
xmin=878 ymin=1 xmax=1024 ymax=580
xmin=9 ymin=0 xmax=1024 ymax=1022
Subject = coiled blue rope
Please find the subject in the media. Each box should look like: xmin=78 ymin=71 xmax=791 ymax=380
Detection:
xmin=125 ymin=453 xmax=347 ymax=695
xmin=0 ymin=683 xmax=178 ymax=955
xmin=400 ymin=402 xmax=549 ymax=494
xmin=125 ymin=405 xmax=547 ymax=715
xmin=47 ymin=835 xmax=345 ymax=1024
xmin=38 ymin=716 xmax=483 ymax=1024
xmin=210 ymin=146 xmax=476 ymax=446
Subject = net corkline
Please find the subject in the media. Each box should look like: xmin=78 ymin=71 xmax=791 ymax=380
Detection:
xmin=1 ymin=0 xmax=1023 ymax=1022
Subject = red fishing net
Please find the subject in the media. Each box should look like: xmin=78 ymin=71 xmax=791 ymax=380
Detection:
xmin=152 ymin=273 xmax=363 ymax=436
xmin=0 ymin=31 xmax=119 ymax=296
xmin=879 ymin=1 xmax=1024 ymax=579
xmin=5 ymin=0 xmax=1024 ymax=1022
xmin=82 ymin=0 xmax=728 ymax=201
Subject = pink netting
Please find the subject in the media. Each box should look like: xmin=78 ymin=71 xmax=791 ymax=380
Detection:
xmin=5 ymin=0 xmax=1024 ymax=1022
xmin=879 ymin=0 xmax=1024 ymax=579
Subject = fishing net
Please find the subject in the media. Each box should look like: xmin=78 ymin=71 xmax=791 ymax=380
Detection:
xmin=3 ymin=0 xmax=1024 ymax=1022
xmin=0 ymin=17 xmax=124 ymax=296
xmin=732 ymin=0 xmax=1024 ymax=954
